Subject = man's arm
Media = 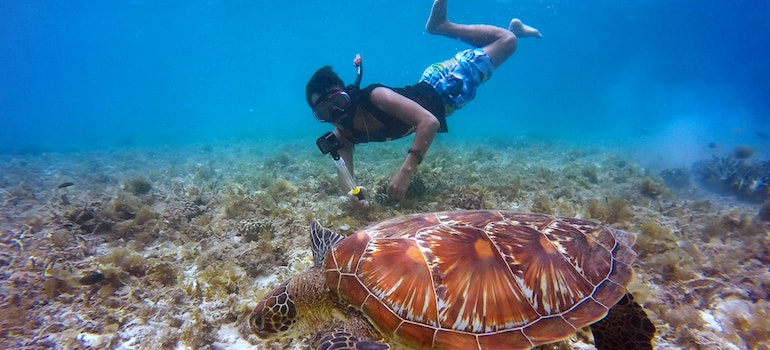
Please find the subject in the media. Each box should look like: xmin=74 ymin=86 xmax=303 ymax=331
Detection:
xmin=369 ymin=87 xmax=440 ymax=200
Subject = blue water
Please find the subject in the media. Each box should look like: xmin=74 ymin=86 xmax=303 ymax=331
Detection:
xmin=2 ymin=0 xmax=769 ymax=165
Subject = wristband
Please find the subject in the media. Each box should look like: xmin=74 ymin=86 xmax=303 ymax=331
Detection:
xmin=408 ymin=148 xmax=423 ymax=164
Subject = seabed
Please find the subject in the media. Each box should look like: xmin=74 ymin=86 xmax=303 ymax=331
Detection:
xmin=1 ymin=136 xmax=768 ymax=349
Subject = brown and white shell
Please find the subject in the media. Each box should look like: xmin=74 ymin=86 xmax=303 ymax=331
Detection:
xmin=323 ymin=210 xmax=637 ymax=350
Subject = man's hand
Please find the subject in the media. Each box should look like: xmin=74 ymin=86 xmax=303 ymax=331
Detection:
xmin=347 ymin=186 xmax=370 ymax=211
xmin=387 ymin=170 xmax=411 ymax=200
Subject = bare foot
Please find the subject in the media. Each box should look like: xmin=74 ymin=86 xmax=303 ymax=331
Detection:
xmin=425 ymin=0 xmax=450 ymax=34
xmin=509 ymin=18 xmax=542 ymax=38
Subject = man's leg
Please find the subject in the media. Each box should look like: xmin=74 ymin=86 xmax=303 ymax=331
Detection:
xmin=425 ymin=0 xmax=540 ymax=68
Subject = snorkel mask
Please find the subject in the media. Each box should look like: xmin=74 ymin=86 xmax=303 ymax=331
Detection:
xmin=312 ymin=54 xmax=363 ymax=123
xmin=312 ymin=90 xmax=352 ymax=122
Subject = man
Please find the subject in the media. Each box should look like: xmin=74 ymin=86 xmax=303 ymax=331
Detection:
xmin=306 ymin=0 xmax=541 ymax=209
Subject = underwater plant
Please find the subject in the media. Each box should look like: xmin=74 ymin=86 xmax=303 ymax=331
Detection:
xmin=122 ymin=176 xmax=153 ymax=196
xmin=448 ymin=184 xmax=489 ymax=210
xmin=374 ymin=175 xmax=427 ymax=206
xmin=639 ymin=178 xmax=668 ymax=199
xmin=110 ymin=189 xmax=144 ymax=220
xmin=586 ymin=197 xmax=634 ymax=224
xmin=266 ymin=178 xmax=299 ymax=198
xmin=580 ymin=165 xmax=600 ymax=184
xmin=531 ymin=192 xmax=555 ymax=214
xmin=147 ymin=261 xmax=178 ymax=287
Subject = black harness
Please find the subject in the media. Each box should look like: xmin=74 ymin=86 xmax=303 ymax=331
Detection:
xmin=338 ymin=55 xmax=447 ymax=144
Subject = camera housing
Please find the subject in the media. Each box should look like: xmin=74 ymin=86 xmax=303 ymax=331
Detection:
xmin=316 ymin=132 xmax=343 ymax=158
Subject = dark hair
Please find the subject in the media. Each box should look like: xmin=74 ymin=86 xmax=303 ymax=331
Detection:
xmin=305 ymin=66 xmax=344 ymax=108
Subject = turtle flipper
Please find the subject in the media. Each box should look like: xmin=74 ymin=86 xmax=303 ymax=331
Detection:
xmin=315 ymin=331 xmax=390 ymax=350
xmin=310 ymin=219 xmax=345 ymax=268
xmin=589 ymin=293 xmax=656 ymax=350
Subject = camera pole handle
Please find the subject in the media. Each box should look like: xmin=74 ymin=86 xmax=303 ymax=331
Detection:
xmin=332 ymin=156 xmax=364 ymax=200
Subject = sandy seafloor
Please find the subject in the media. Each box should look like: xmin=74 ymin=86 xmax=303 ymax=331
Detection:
xmin=1 ymin=135 xmax=768 ymax=350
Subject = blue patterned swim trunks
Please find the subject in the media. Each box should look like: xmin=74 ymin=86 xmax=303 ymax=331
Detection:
xmin=419 ymin=48 xmax=494 ymax=115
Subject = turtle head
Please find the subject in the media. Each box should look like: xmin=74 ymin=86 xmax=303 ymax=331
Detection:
xmin=250 ymin=221 xmax=341 ymax=340
xmin=249 ymin=280 xmax=298 ymax=339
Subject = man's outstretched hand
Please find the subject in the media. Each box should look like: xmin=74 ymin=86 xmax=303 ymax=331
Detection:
xmin=347 ymin=186 xmax=370 ymax=211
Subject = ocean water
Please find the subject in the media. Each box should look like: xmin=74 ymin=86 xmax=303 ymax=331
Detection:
xmin=2 ymin=0 xmax=768 ymax=158
xmin=2 ymin=1 xmax=770 ymax=349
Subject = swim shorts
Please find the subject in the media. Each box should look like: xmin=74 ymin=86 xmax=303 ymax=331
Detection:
xmin=418 ymin=48 xmax=494 ymax=115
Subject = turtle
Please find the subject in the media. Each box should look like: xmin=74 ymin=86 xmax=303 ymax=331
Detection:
xmin=249 ymin=210 xmax=655 ymax=349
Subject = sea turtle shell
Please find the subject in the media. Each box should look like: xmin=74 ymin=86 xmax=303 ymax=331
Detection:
xmin=323 ymin=210 xmax=637 ymax=349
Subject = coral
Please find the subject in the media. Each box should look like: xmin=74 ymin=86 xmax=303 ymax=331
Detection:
xmin=659 ymin=168 xmax=690 ymax=189
xmin=182 ymin=199 xmax=206 ymax=220
xmin=238 ymin=218 xmax=275 ymax=242
xmin=692 ymin=156 xmax=742 ymax=193
xmin=692 ymin=156 xmax=770 ymax=202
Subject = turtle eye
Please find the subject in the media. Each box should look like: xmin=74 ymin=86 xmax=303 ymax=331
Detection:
xmin=250 ymin=281 xmax=298 ymax=339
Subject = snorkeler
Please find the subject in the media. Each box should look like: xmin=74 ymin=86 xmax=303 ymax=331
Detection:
xmin=306 ymin=0 xmax=541 ymax=209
